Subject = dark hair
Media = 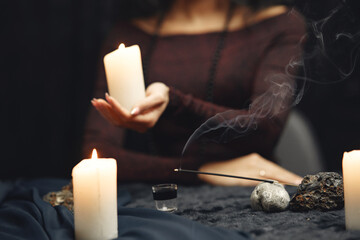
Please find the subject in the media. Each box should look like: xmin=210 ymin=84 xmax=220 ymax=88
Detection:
xmin=116 ymin=0 xmax=295 ymax=19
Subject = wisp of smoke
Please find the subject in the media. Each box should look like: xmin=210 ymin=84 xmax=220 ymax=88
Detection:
xmin=181 ymin=1 xmax=360 ymax=157
xmin=307 ymin=3 xmax=360 ymax=81
xmin=182 ymin=73 xmax=296 ymax=155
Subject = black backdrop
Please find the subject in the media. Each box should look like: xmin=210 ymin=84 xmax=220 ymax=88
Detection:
xmin=1 ymin=0 xmax=114 ymax=178
xmin=1 ymin=0 xmax=359 ymax=179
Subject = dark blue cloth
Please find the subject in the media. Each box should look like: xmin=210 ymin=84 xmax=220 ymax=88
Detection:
xmin=0 ymin=179 xmax=249 ymax=240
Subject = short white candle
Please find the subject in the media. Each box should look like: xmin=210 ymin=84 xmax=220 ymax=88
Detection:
xmin=104 ymin=43 xmax=146 ymax=112
xmin=72 ymin=149 xmax=118 ymax=240
xmin=342 ymin=150 xmax=360 ymax=230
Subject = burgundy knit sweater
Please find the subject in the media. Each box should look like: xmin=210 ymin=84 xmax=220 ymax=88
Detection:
xmin=82 ymin=10 xmax=306 ymax=183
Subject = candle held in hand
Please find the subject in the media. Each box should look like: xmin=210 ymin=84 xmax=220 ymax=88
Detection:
xmin=342 ymin=150 xmax=360 ymax=230
xmin=72 ymin=149 xmax=118 ymax=240
xmin=104 ymin=43 xmax=146 ymax=112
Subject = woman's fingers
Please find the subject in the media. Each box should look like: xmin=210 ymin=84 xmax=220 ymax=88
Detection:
xmin=92 ymin=84 xmax=169 ymax=132
xmin=130 ymin=82 xmax=169 ymax=116
xmin=103 ymin=94 xmax=147 ymax=130
xmin=130 ymin=107 xmax=140 ymax=116
xmin=105 ymin=93 xmax=157 ymax=128
xmin=92 ymin=98 xmax=119 ymax=125
xmin=92 ymin=97 xmax=150 ymax=132
xmin=105 ymin=93 xmax=131 ymax=117
xmin=130 ymin=93 xmax=166 ymax=116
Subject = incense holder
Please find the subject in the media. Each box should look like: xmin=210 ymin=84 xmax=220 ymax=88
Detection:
xmin=250 ymin=182 xmax=290 ymax=212
xmin=152 ymin=183 xmax=178 ymax=212
xmin=289 ymin=172 xmax=344 ymax=211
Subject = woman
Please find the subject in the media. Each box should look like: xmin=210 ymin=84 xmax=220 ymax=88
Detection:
xmin=85 ymin=0 xmax=305 ymax=185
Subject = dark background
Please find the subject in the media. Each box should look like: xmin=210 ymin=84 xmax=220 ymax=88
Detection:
xmin=1 ymin=0 xmax=359 ymax=179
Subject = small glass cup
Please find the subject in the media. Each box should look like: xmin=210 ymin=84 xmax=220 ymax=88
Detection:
xmin=152 ymin=183 xmax=178 ymax=212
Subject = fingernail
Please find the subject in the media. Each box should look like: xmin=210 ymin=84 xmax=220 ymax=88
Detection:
xmin=105 ymin=92 xmax=109 ymax=98
xmin=130 ymin=107 xmax=139 ymax=116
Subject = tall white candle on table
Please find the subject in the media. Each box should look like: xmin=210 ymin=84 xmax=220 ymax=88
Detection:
xmin=72 ymin=149 xmax=118 ymax=240
xmin=342 ymin=150 xmax=360 ymax=230
xmin=104 ymin=43 xmax=145 ymax=112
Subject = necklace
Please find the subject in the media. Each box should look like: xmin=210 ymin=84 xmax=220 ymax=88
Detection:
xmin=142 ymin=2 xmax=235 ymax=156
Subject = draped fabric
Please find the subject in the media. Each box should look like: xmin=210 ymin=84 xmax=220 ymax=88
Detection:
xmin=0 ymin=179 xmax=249 ymax=240
xmin=1 ymin=180 xmax=360 ymax=240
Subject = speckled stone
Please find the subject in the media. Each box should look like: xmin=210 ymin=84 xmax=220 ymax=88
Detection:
xmin=289 ymin=172 xmax=344 ymax=211
xmin=251 ymin=182 xmax=290 ymax=212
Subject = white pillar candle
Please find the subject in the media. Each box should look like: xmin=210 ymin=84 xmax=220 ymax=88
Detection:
xmin=342 ymin=150 xmax=360 ymax=230
xmin=72 ymin=149 xmax=118 ymax=240
xmin=103 ymin=43 xmax=146 ymax=112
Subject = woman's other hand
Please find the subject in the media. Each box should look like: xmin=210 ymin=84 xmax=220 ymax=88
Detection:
xmin=198 ymin=153 xmax=303 ymax=186
xmin=92 ymin=82 xmax=169 ymax=133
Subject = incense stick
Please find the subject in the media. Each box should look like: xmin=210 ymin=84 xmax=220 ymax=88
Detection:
xmin=174 ymin=168 xmax=299 ymax=186
xmin=174 ymin=168 xmax=275 ymax=184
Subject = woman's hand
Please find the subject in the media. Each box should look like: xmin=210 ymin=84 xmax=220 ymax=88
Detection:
xmin=198 ymin=153 xmax=303 ymax=186
xmin=91 ymin=82 xmax=169 ymax=133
